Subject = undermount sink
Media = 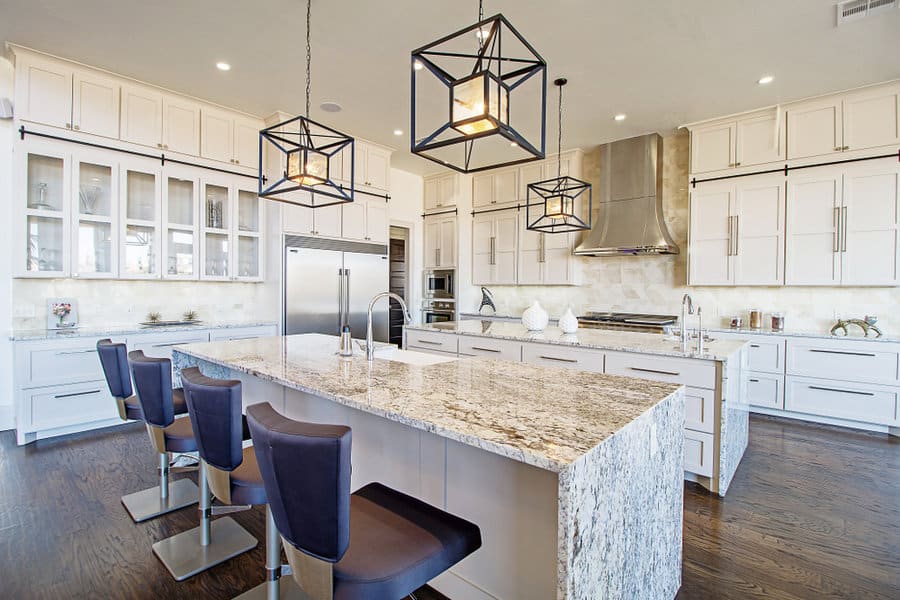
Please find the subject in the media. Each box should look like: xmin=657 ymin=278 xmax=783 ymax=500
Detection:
xmin=372 ymin=346 xmax=457 ymax=366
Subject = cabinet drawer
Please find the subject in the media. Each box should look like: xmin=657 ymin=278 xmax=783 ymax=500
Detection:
xmin=128 ymin=330 xmax=211 ymax=360
xmin=605 ymin=351 xmax=718 ymax=390
xmin=406 ymin=330 xmax=458 ymax=354
xmin=28 ymin=382 xmax=117 ymax=431
xmin=23 ymin=340 xmax=111 ymax=388
xmin=521 ymin=344 xmax=604 ymax=373
xmin=683 ymin=430 xmax=714 ymax=477
xmin=786 ymin=339 xmax=899 ymax=384
xmin=458 ymin=336 xmax=522 ymax=361
xmin=685 ymin=386 xmax=715 ymax=434
xmin=785 ymin=376 xmax=898 ymax=426
xmin=746 ymin=339 xmax=785 ymax=373
xmin=209 ymin=325 xmax=278 ymax=341
xmin=746 ymin=372 xmax=784 ymax=409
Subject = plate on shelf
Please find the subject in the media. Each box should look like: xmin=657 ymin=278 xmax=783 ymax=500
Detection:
xmin=140 ymin=320 xmax=203 ymax=327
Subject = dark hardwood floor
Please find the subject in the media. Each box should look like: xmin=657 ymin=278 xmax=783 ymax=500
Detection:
xmin=0 ymin=415 xmax=896 ymax=599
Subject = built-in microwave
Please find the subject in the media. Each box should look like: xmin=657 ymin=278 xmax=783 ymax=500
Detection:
xmin=424 ymin=269 xmax=454 ymax=299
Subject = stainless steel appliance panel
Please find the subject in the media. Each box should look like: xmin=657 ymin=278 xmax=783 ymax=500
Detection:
xmin=285 ymin=247 xmax=344 ymax=336
xmin=344 ymin=251 xmax=390 ymax=343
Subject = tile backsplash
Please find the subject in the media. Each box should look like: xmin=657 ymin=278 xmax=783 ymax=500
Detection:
xmin=461 ymin=132 xmax=900 ymax=335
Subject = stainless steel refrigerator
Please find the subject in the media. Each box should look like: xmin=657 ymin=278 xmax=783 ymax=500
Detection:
xmin=284 ymin=235 xmax=390 ymax=342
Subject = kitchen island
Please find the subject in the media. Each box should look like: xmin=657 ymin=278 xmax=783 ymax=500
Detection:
xmin=405 ymin=320 xmax=750 ymax=496
xmin=173 ymin=333 xmax=685 ymax=600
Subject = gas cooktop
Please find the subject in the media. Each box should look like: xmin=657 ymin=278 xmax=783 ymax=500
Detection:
xmin=577 ymin=312 xmax=678 ymax=332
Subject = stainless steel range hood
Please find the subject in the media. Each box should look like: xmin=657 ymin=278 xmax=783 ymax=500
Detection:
xmin=575 ymin=133 xmax=679 ymax=256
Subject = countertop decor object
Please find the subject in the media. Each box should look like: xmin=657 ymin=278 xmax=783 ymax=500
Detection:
xmin=48 ymin=298 xmax=77 ymax=330
xmin=522 ymin=300 xmax=549 ymax=331
xmin=558 ymin=307 xmax=579 ymax=334
xmin=410 ymin=0 xmax=547 ymax=173
xmin=831 ymin=317 xmax=883 ymax=338
xmin=478 ymin=286 xmax=496 ymax=314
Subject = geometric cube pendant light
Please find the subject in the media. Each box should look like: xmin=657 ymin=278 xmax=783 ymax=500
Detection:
xmin=411 ymin=1 xmax=547 ymax=173
xmin=526 ymin=78 xmax=592 ymax=233
xmin=259 ymin=0 xmax=355 ymax=208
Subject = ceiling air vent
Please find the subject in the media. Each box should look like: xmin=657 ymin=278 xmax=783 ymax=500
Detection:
xmin=836 ymin=0 xmax=898 ymax=25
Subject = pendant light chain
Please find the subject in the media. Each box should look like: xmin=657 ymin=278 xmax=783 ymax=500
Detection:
xmin=557 ymin=83 xmax=564 ymax=179
xmin=305 ymin=0 xmax=312 ymax=118
xmin=479 ymin=0 xmax=484 ymax=21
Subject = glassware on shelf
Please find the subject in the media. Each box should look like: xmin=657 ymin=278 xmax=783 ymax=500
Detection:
xmin=771 ymin=312 xmax=785 ymax=331
xmin=79 ymin=183 xmax=102 ymax=215
xmin=30 ymin=182 xmax=52 ymax=210
xmin=26 ymin=216 xmax=64 ymax=272
xmin=749 ymin=308 xmax=762 ymax=329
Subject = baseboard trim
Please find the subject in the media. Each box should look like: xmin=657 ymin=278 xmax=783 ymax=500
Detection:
xmin=750 ymin=406 xmax=891 ymax=434
xmin=0 ymin=405 xmax=13 ymax=431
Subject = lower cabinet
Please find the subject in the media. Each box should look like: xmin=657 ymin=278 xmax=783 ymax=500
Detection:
xmin=745 ymin=373 xmax=784 ymax=409
xmin=785 ymin=375 xmax=898 ymax=427
xmin=521 ymin=343 xmax=604 ymax=373
xmin=25 ymin=382 xmax=115 ymax=432
xmin=683 ymin=430 xmax=714 ymax=477
xmin=458 ymin=335 xmax=522 ymax=361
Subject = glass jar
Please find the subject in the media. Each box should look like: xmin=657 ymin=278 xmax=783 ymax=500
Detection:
xmin=730 ymin=316 xmax=743 ymax=329
xmin=771 ymin=312 xmax=785 ymax=331
xmin=749 ymin=309 xmax=762 ymax=329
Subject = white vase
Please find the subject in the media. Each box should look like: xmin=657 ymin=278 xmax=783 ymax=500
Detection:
xmin=522 ymin=301 xmax=549 ymax=331
xmin=558 ymin=307 xmax=579 ymax=334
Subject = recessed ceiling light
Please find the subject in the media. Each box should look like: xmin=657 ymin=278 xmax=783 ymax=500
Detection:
xmin=614 ymin=114 xmax=627 ymax=121
xmin=510 ymin=142 xmax=519 ymax=147
xmin=758 ymin=75 xmax=774 ymax=85
xmin=320 ymin=102 xmax=342 ymax=113
xmin=393 ymin=129 xmax=403 ymax=136
xmin=216 ymin=62 xmax=231 ymax=71
xmin=413 ymin=60 xmax=424 ymax=71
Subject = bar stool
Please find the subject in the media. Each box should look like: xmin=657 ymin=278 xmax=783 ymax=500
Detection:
xmin=129 ymin=352 xmax=257 ymax=581
xmin=96 ymin=339 xmax=198 ymax=522
xmin=180 ymin=367 xmax=300 ymax=599
xmin=246 ymin=402 xmax=483 ymax=600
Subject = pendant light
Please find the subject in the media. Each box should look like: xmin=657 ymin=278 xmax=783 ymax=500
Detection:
xmin=526 ymin=78 xmax=591 ymax=233
xmin=258 ymin=0 xmax=354 ymax=207
xmin=410 ymin=0 xmax=547 ymax=173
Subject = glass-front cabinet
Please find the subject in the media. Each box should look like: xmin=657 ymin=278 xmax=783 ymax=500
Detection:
xmin=200 ymin=176 xmax=264 ymax=281
xmin=236 ymin=188 xmax=261 ymax=279
xmin=73 ymin=153 xmax=117 ymax=278
xmin=19 ymin=144 xmax=70 ymax=277
xmin=163 ymin=168 xmax=199 ymax=279
xmin=120 ymin=159 xmax=161 ymax=278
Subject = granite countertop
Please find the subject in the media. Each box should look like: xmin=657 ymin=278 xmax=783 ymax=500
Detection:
xmin=10 ymin=320 xmax=278 ymax=341
xmin=409 ymin=320 xmax=747 ymax=361
xmin=173 ymin=333 xmax=682 ymax=473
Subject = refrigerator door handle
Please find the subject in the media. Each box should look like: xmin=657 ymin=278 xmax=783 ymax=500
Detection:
xmin=338 ymin=268 xmax=345 ymax=330
xmin=344 ymin=269 xmax=351 ymax=327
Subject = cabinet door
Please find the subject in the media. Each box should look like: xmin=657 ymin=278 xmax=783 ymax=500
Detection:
xmin=840 ymin=165 xmax=899 ymax=286
xmin=786 ymin=99 xmax=842 ymax=160
xmin=494 ymin=169 xmax=518 ymax=204
xmin=688 ymin=183 xmax=733 ymax=285
xmin=162 ymin=96 xmax=201 ymax=155
xmin=162 ymin=168 xmax=199 ymax=279
xmin=200 ymin=108 xmax=234 ymax=163
xmin=235 ymin=187 xmax=263 ymax=281
xmin=542 ymin=231 xmax=573 ymax=285
xmin=282 ymin=200 xmax=314 ymax=235
xmin=424 ymin=178 xmax=440 ymax=210
xmin=785 ymin=175 xmax=841 ymax=285
xmin=72 ymin=153 xmax=118 ymax=278
xmin=842 ymin=87 xmax=900 ymax=152
xmin=493 ymin=211 xmax=518 ymax=284
xmin=16 ymin=56 xmax=73 ymax=129
xmin=542 ymin=157 xmax=571 ymax=180
xmin=733 ymin=177 xmax=784 ymax=286
xmin=438 ymin=175 xmax=457 ymax=207
xmin=19 ymin=145 xmax=71 ymax=277
xmin=200 ymin=178 xmax=232 ymax=280
xmin=364 ymin=146 xmax=391 ymax=191
xmin=120 ymin=84 xmax=163 ymax=148
xmin=690 ymin=122 xmax=735 ymax=173
xmin=121 ymin=160 xmax=162 ymax=278
xmin=341 ymin=200 xmax=368 ymax=241
xmin=72 ymin=71 xmax=120 ymax=138
xmin=518 ymin=218 xmax=543 ymax=284
xmin=424 ymin=219 xmax=440 ymax=268
xmin=519 ymin=162 xmax=544 ymax=199
xmin=438 ymin=217 xmax=457 ymax=267
xmin=471 ymin=215 xmax=494 ymax=284
xmin=472 ymin=173 xmax=494 ymax=208
xmin=736 ymin=112 xmax=783 ymax=167
xmin=366 ymin=200 xmax=389 ymax=244
xmin=233 ymin=117 xmax=261 ymax=169
xmin=314 ymin=204 xmax=342 ymax=238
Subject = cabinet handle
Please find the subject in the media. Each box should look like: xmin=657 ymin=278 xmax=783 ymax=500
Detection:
xmin=157 ymin=143 xmax=162 ymax=148
xmin=808 ymin=385 xmax=874 ymax=397
xmin=65 ymin=123 xmax=72 ymax=129
xmin=490 ymin=237 xmax=496 ymax=265
xmin=55 ymin=389 xmax=101 ymax=399
xmin=734 ymin=162 xmax=741 ymax=166
xmin=630 ymin=366 xmax=681 ymax=377
xmin=539 ymin=234 xmax=546 ymax=263
xmin=73 ymin=125 xmax=80 ymax=131
xmin=734 ymin=215 xmax=739 ymax=256
xmin=728 ymin=163 xmax=735 ymax=168
xmin=56 ymin=349 xmax=97 ymax=356
xmin=748 ymin=378 xmax=760 ymax=383
xmin=749 ymin=344 xmax=760 ymax=348
xmin=416 ymin=339 xmax=443 ymax=346
xmin=470 ymin=346 xmax=501 ymax=353
xmin=842 ymin=146 xmax=850 ymax=151
xmin=726 ymin=216 xmax=733 ymax=257
xmin=539 ymin=355 xmax=578 ymax=363
xmin=434 ymin=248 xmax=440 ymax=266
xmin=834 ymin=146 xmax=841 ymax=151
xmin=841 ymin=206 xmax=847 ymax=252
xmin=151 ymin=342 xmax=189 ymax=348
xmin=163 ymin=144 xmax=169 ymax=150
xmin=234 ymin=159 xmax=240 ymax=165
xmin=809 ymin=349 xmax=876 ymax=357
xmin=833 ymin=207 xmax=841 ymax=253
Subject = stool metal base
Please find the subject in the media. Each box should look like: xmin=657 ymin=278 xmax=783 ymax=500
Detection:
xmin=152 ymin=517 xmax=257 ymax=581
xmin=233 ymin=575 xmax=304 ymax=599
xmin=121 ymin=478 xmax=198 ymax=523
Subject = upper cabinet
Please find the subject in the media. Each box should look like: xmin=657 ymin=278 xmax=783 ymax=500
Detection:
xmin=424 ymin=173 xmax=458 ymax=211
xmin=518 ymin=151 xmax=581 ymax=200
xmin=354 ymin=144 xmax=391 ymax=191
xmin=120 ymin=84 xmax=164 ymax=148
xmin=341 ymin=198 xmax=389 ymax=244
xmin=786 ymin=98 xmax=842 ymax=160
xmin=472 ymin=210 xmax=517 ymax=285
xmin=841 ymin=86 xmax=900 ymax=153
xmin=690 ymin=110 xmax=784 ymax=174
xmin=162 ymin=96 xmax=202 ymax=155
xmin=72 ymin=71 xmax=120 ymax=138
xmin=518 ymin=214 xmax=577 ymax=285
xmin=424 ymin=215 xmax=457 ymax=269
xmin=200 ymin=108 xmax=261 ymax=170
xmin=473 ymin=168 xmax=517 ymax=208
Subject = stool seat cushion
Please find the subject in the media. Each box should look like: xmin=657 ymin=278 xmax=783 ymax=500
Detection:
xmin=333 ymin=482 xmax=482 ymax=599
xmin=229 ymin=446 xmax=267 ymax=506
xmin=122 ymin=395 xmax=143 ymax=421
xmin=163 ymin=416 xmax=198 ymax=453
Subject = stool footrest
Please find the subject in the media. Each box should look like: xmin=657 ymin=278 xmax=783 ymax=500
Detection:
xmin=152 ymin=517 xmax=257 ymax=581
xmin=233 ymin=571 xmax=304 ymax=599
xmin=121 ymin=478 xmax=198 ymax=523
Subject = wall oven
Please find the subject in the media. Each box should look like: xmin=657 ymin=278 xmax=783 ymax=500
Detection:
xmin=424 ymin=269 xmax=455 ymax=300
xmin=422 ymin=300 xmax=455 ymax=324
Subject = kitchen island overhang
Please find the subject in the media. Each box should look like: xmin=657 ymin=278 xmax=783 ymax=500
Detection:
xmin=173 ymin=334 xmax=685 ymax=599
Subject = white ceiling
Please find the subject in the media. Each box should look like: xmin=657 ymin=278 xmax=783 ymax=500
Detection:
xmin=1 ymin=0 xmax=899 ymax=174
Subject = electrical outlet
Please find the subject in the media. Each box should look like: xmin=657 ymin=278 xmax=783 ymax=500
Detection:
xmin=13 ymin=304 xmax=35 ymax=318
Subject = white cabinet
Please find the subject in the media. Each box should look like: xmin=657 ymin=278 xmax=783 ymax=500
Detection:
xmin=72 ymin=71 xmax=120 ymax=138
xmin=208 ymin=324 xmax=278 ymax=341
xmin=746 ymin=374 xmax=783 ymax=410
xmin=683 ymin=430 xmax=714 ymax=477
xmin=120 ymin=157 xmax=162 ymax=279
xmin=786 ymin=163 xmax=899 ymax=286
xmin=15 ymin=53 xmax=73 ymax=130
xmin=457 ymin=335 xmax=522 ymax=361
xmin=355 ymin=143 xmax=391 ymax=191
xmin=424 ymin=215 xmax=457 ymax=268
xmin=162 ymin=167 xmax=200 ymax=279
xmin=342 ymin=198 xmax=389 ymax=243
xmin=785 ymin=376 xmax=898 ymax=427
xmin=72 ymin=152 xmax=119 ymax=278
xmin=786 ymin=98 xmax=842 ymax=160
xmin=518 ymin=214 xmax=576 ymax=285
xmin=518 ymin=153 xmax=578 ymax=200
xmin=233 ymin=117 xmax=261 ymax=168
xmin=424 ymin=173 xmax=458 ymax=210
xmin=689 ymin=176 xmax=784 ymax=286
xmin=473 ymin=168 xmax=517 ymax=208
xmin=200 ymin=176 xmax=264 ymax=281
xmin=282 ymin=195 xmax=344 ymax=240
xmin=472 ymin=210 xmax=517 ymax=285
xmin=120 ymin=84 xmax=164 ymax=149
xmin=201 ymin=108 xmax=262 ymax=169
xmin=162 ymin=96 xmax=202 ymax=156
xmin=690 ymin=110 xmax=784 ymax=174
xmin=521 ymin=343 xmax=605 ymax=373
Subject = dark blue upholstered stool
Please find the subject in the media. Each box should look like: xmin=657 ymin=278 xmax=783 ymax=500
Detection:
xmin=129 ymin=352 xmax=257 ymax=581
xmin=246 ymin=402 xmax=482 ymax=600
xmin=181 ymin=367 xmax=300 ymax=599
xmin=96 ymin=339 xmax=197 ymax=522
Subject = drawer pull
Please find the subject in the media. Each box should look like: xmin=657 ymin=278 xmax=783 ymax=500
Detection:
xmin=539 ymin=355 xmax=578 ymax=364
xmin=56 ymin=349 xmax=97 ymax=355
xmin=808 ymin=385 xmax=874 ymax=397
xmin=54 ymin=389 xmax=101 ymax=399
xmin=469 ymin=346 xmax=501 ymax=353
xmin=415 ymin=339 xmax=443 ymax=346
xmin=152 ymin=342 xmax=193 ymax=348
xmin=749 ymin=344 xmax=760 ymax=348
xmin=749 ymin=378 xmax=760 ymax=383
xmin=630 ymin=366 xmax=680 ymax=377
xmin=809 ymin=349 xmax=876 ymax=357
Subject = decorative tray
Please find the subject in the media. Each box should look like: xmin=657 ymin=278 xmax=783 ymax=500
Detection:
xmin=139 ymin=320 xmax=203 ymax=327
